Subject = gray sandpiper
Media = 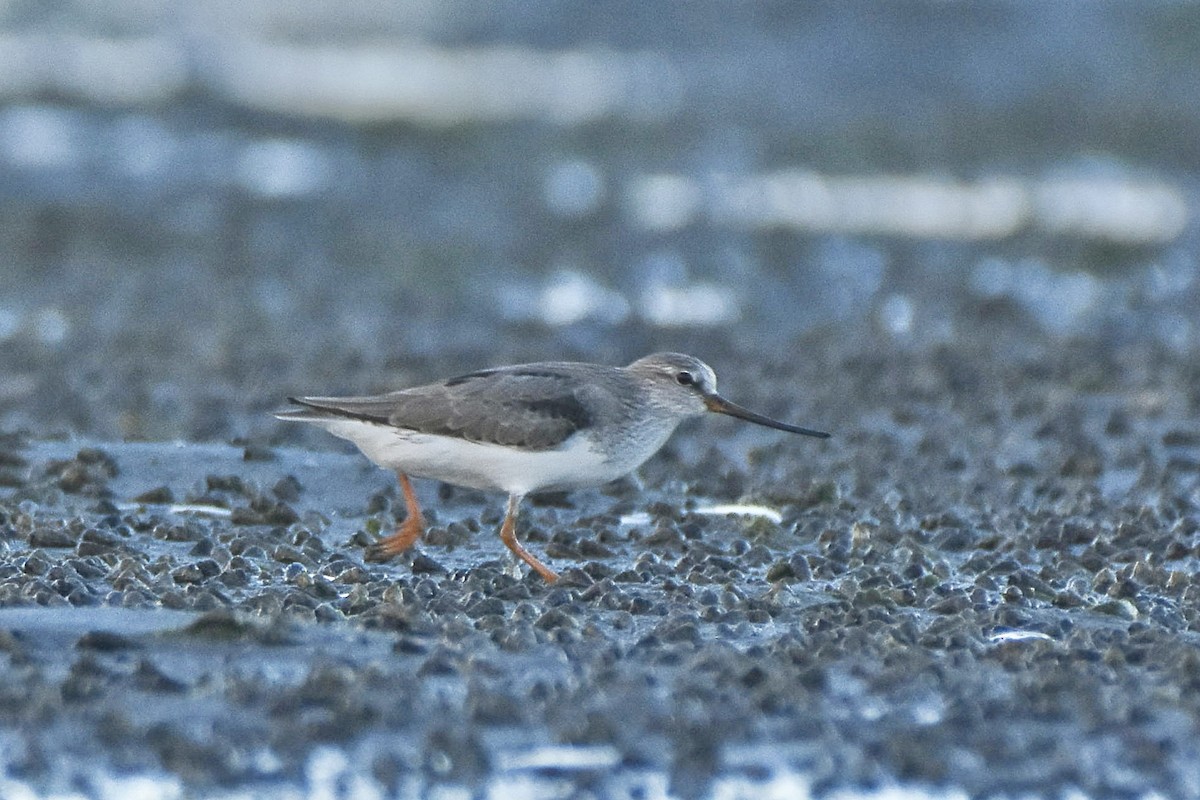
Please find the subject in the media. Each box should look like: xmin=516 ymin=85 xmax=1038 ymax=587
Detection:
xmin=277 ymin=352 xmax=829 ymax=582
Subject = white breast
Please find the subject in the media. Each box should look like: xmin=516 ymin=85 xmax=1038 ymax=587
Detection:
xmin=312 ymin=418 xmax=627 ymax=495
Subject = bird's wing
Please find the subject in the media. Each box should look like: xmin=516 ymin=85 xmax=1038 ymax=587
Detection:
xmin=287 ymin=365 xmax=598 ymax=450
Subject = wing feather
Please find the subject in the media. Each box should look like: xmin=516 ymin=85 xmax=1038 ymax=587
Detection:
xmin=286 ymin=365 xmax=599 ymax=450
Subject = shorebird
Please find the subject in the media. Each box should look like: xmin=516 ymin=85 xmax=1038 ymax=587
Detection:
xmin=277 ymin=353 xmax=828 ymax=582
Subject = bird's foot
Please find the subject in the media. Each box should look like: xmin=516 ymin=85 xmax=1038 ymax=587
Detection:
xmin=365 ymin=513 xmax=426 ymax=562
xmin=498 ymin=495 xmax=559 ymax=583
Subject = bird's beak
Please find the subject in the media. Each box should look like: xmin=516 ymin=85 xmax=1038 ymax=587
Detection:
xmin=704 ymin=394 xmax=830 ymax=438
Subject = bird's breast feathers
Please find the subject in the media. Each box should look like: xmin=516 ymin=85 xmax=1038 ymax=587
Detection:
xmin=312 ymin=417 xmax=626 ymax=494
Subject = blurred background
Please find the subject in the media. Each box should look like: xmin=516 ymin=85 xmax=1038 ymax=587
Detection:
xmin=4 ymin=6 xmax=1200 ymax=797
xmin=0 ymin=1 xmax=1196 ymax=444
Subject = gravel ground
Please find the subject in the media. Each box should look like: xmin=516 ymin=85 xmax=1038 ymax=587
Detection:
xmin=3 ymin=327 xmax=1200 ymax=797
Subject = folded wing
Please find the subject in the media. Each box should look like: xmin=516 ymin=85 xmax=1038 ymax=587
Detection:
xmin=283 ymin=366 xmax=595 ymax=450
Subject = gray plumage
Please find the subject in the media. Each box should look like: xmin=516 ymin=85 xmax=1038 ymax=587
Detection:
xmin=281 ymin=352 xmax=830 ymax=457
xmin=285 ymin=360 xmax=650 ymax=452
xmin=276 ymin=353 xmax=828 ymax=582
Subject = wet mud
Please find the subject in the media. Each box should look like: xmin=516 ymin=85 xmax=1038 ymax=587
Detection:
xmin=2 ymin=329 xmax=1200 ymax=797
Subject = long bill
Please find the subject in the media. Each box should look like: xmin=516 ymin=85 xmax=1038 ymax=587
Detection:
xmin=704 ymin=395 xmax=830 ymax=438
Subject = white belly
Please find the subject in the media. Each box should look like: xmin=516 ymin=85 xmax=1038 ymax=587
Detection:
xmin=313 ymin=418 xmax=627 ymax=495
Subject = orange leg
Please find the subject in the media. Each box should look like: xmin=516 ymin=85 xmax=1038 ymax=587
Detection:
xmin=367 ymin=472 xmax=426 ymax=560
xmin=498 ymin=494 xmax=559 ymax=583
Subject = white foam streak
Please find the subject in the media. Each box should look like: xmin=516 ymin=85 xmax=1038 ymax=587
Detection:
xmin=627 ymin=170 xmax=1187 ymax=244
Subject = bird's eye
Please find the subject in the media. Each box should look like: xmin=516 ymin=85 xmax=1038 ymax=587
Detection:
xmin=675 ymin=371 xmax=695 ymax=386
